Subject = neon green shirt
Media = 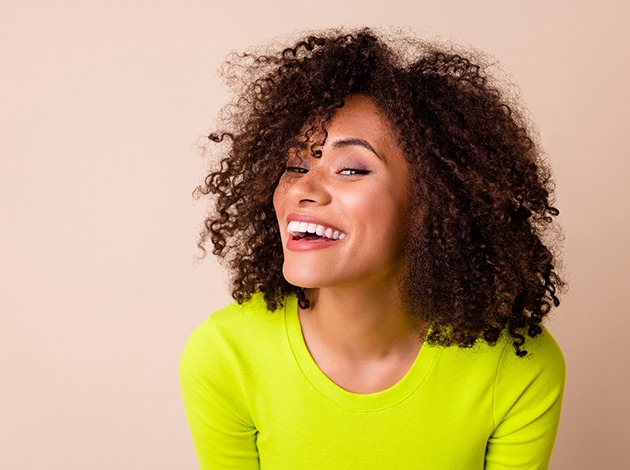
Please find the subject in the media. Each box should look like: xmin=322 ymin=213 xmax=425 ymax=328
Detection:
xmin=180 ymin=294 xmax=565 ymax=469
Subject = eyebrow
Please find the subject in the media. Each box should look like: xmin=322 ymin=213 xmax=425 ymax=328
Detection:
xmin=330 ymin=138 xmax=382 ymax=160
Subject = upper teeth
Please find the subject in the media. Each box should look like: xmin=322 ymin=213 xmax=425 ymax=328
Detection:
xmin=287 ymin=220 xmax=347 ymax=240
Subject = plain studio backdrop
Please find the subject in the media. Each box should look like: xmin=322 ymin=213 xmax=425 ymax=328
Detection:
xmin=1 ymin=1 xmax=628 ymax=468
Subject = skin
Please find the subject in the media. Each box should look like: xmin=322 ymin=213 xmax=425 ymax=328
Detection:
xmin=273 ymin=94 xmax=425 ymax=394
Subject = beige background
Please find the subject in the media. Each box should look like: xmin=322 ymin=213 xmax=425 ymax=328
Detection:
xmin=1 ymin=0 xmax=628 ymax=468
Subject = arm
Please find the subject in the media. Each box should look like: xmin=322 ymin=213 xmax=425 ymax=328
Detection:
xmin=485 ymin=330 xmax=566 ymax=469
xmin=179 ymin=320 xmax=260 ymax=470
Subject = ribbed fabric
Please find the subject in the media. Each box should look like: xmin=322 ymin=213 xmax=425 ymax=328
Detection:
xmin=180 ymin=294 xmax=565 ymax=469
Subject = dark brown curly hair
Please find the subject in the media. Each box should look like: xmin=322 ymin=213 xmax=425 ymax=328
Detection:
xmin=195 ymin=28 xmax=564 ymax=356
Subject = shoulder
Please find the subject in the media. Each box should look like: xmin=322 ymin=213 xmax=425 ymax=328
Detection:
xmin=179 ymin=294 xmax=286 ymax=377
xmin=491 ymin=327 xmax=566 ymax=426
xmin=429 ymin=327 xmax=565 ymax=400
xmin=495 ymin=327 xmax=566 ymax=384
xmin=435 ymin=326 xmax=564 ymax=374
xmin=433 ymin=327 xmax=565 ymax=436
xmin=201 ymin=291 xmax=277 ymax=324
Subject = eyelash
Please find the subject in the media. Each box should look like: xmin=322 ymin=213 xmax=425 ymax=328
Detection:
xmin=339 ymin=168 xmax=370 ymax=175
xmin=285 ymin=166 xmax=308 ymax=174
xmin=283 ymin=166 xmax=371 ymax=176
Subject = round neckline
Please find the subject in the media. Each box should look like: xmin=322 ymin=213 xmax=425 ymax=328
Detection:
xmin=284 ymin=296 xmax=439 ymax=411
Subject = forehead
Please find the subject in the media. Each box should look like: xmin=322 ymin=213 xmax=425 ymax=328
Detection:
xmin=291 ymin=94 xmax=403 ymax=159
xmin=328 ymin=95 xmax=407 ymax=168
xmin=326 ymin=95 xmax=398 ymax=145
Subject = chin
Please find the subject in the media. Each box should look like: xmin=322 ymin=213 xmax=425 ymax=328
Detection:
xmin=282 ymin=262 xmax=342 ymax=289
xmin=283 ymin=265 xmax=366 ymax=290
xmin=282 ymin=267 xmax=321 ymax=289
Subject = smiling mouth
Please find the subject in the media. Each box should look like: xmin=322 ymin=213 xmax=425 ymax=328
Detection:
xmin=287 ymin=220 xmax=347 ymax=241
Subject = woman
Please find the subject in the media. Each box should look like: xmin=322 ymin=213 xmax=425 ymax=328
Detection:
xmin=180 ymin=28 xmax=566 ymax=469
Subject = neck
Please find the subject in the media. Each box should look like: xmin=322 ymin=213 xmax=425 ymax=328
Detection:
xmin=300 ymin=282 xmax=424 ymax=361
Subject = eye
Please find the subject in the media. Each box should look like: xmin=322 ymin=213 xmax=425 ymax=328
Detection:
xmin=284 ymin=166 xmax=308 ymax=174
xmin=339 ymin=168 xmax=371 ymax=176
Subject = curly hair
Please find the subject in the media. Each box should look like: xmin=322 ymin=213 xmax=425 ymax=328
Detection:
xmin=195 ymin=27 xmax=564 ymax=356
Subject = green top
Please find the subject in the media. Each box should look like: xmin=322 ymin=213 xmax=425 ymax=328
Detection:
xmin=180 ymin=294 xmax=565 ymax=469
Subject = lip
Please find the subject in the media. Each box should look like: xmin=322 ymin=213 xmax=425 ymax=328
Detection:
xmin=285 ymin=212 xmax=346 ymax=252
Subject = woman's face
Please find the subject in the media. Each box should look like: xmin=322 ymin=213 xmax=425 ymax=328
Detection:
xmin=273 ymin=94 xmax=413 ymax=290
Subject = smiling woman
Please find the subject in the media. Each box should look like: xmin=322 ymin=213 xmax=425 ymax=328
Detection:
xmin=180 ymin=28 xmax=566 ymax=469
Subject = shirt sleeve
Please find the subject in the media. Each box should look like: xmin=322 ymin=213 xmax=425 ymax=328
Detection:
xmin=179 ymin=318 xmax=260 ymax=470
xmin=484 ymin=329 xmax=566 ymax=470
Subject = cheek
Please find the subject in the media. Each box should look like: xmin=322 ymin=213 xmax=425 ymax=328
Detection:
xmin=344 ymin=186 xmax=410 ymax=248
xmin=341 ymin=187 xmax=399 ymax=221
xmin=272 ymin=183 xmax=285 ymax=216
xmin=273 ymin=183 xmax=290 ymax=245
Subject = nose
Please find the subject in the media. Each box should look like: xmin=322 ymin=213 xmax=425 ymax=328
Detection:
xmin=287 ymin=166 xmax=332 ymax=206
